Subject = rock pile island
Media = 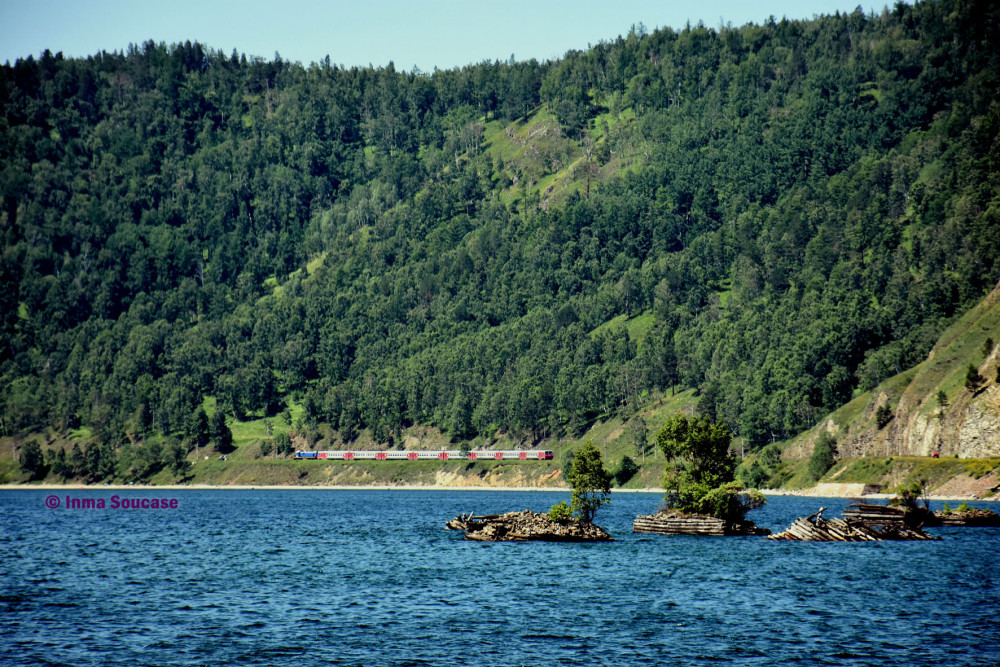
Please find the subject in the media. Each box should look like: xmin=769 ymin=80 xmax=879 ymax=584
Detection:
xmin=445 ymin=441 xmax=614 ymax=543
xmin=933 ymin=505 xmax=1000 ymax=526
xmin=446 ymin=510 xmax=613 ymax=542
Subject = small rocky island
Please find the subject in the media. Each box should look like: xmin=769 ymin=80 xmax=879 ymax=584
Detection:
xmin=932 ymin=505 xmax=1000 ymax=527
xmin=446 ymin=510 xmax=613 ymax=542
xmin=445 ymin=441 xmax=614 ymax=543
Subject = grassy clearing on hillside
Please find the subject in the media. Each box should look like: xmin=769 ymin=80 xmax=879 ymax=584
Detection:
xmin=965 ymin=458 xmax=1000 ymax=478
xmin=913 ymin=294 xmax=1000 ymax=416
xmin=589 ymin=310 xmax=656 ymax=347
xmin=481 ymin=104 xmax=644 ymax=211
xmin=199 ymin=396 xmax=303 ymax=451
xmin=826 ymin=457 xmax=897 ymax=483
xmin=779 ymin=459 xmax=816 ymax=490
xmin=0 ymin=459 xmax=19 ymax=484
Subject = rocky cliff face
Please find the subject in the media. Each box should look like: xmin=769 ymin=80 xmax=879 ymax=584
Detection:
xmin=787 ymin=281 xmax=1000 ymax=460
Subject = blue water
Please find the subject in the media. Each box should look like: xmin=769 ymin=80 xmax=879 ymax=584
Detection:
xmin=2 ymin=490 xmax=998 ymax=666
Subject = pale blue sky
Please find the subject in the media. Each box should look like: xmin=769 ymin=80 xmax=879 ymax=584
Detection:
xmin=2 ymin=0 xmax=882 ymax=71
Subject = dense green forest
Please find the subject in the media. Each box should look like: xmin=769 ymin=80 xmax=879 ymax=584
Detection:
xmin=2 ymin=0 xmax=999 ymax=480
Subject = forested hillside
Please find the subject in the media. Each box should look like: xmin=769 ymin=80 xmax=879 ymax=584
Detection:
xmin=2 ymin=0 xmax=999 ymax=478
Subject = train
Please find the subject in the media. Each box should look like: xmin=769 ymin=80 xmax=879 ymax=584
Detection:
xmin=293 ymin=449 xmax=554 ymax=461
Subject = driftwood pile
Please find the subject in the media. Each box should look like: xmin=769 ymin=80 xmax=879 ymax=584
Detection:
xmin=768 ymin=507 xmax=939 ymax=541
xmin=633 ymin=511 xmax=770 ymax=536
xmin=446 ymin=510 xmax=613 ymax=542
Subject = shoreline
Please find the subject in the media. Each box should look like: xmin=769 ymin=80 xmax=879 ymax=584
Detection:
xmin=0 ymin=483 xmax=994 ymax=501
xmin=0 ymin=483 xmax=582 ymax=492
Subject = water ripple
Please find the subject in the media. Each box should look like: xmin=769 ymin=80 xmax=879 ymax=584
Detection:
xmin=2 ymin=490 xmax=999 ymax=666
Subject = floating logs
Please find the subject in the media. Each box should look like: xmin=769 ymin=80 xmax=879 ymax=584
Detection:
xmin=445 ymin=510 xmax=613 ymax=542
xmin=768 ymin=507 xmax=940 ymax=541
xmin=633 ymin=511 xmax=770 ymax=537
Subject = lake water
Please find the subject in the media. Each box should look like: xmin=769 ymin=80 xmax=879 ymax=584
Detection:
xmin=2 ymin=489 xmax=998 ymax=666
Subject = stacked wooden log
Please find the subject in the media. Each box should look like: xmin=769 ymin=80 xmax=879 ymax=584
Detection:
xmin=445 ymin=510 xmax=613 ymax=542
xmin=842 ymin=503 xmax=906 ymax=525
xmin=768 ymin=507 xmax=939 ymax=541
xmin=633 ymin=511 xmax=770 ymax=536
xmin=634 ymin=512 xmax=725 ymax=535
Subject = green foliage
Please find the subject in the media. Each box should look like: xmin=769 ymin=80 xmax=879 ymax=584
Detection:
xmin=211 ymin=411 xmax=234 ymax=454
xmin=611 ymin=455 xmax=639 ymax=486
xmin=274 ymin=432 xmax=294 ymax=456
xmin=890 ymin=478 xmax=929 ymax=511
xmin=738 ymin=442 xmax=790 ymax=489
xmin=164 ymin=440 xmax=189 ymax=476
xmin=697 ymin=482 xmax=767 ymax=526
xmin=69 ymin=444 xmax=85 ymax=478
xmin=964 ymin=458 xmax=1000 ymax=478
xmin=655 ymin=413 xmax=766 ymax=522
xmin=567 ymin=441 xmax=612 ymax=522
xmin=965 ymin=364 xmax=986 ymax=393
xmin=190 ymin=408 xmax=210 ymax=447
xmin=85 ymin=442 xmax=116 ymax=481
xmin=657 ymin=414 xmax=735 ymax=490
xmin=825 ymin=456 xmax=894 ymax=483
xmin=18 ymin=441 xmax=44 ymax=480
xmin=759 ymin=444 xmax=782 ymax=469
xmin=626 ymin=416 xmax=649 ymax=457
xmin=50 ymin=448 xmax=69 ymax=479
xmin=548 ymin=500 xmax=572 ymax=522
xmin=736 ymin=459 xmax=770 ymax=489
xmin=876 ymin=403 xmax=894 ymax=429
xmin=807 ymin=432 xmax=837 ymax=482
xmin=260 ymin=439 xmax=273 ymax=458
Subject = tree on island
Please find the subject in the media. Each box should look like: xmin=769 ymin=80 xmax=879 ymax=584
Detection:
xmin=656 ymin=414 xmax=765 ymax=526
xmin=566 ymin=441 xmax=612 ymax=523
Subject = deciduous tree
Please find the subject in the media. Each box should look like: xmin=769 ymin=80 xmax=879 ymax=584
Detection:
xmin=567 ymin=441 xmax=612 ymax=523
